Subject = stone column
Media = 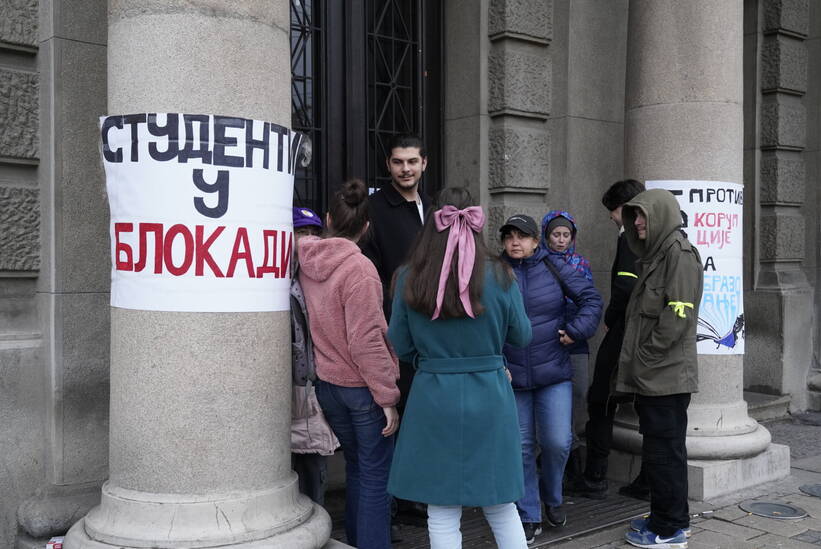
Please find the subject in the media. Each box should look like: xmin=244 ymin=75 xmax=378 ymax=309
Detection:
xmin=612 ymin=0 xmax=790 ymax=500
xmin=65 ymin=2 xmax=331 ymax=548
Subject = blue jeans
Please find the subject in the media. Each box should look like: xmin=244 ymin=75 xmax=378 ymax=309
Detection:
xmin=514 ymin=381 xmax=572 ymax=522
xmin=315 ymin=381 xmax=394 ymax=549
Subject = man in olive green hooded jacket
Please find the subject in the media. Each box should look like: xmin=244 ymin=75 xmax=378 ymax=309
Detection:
xmin=617 ymin=188 xmax=703 ymax=547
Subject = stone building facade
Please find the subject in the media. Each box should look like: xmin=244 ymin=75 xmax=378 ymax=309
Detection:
xmin=0 ymin=0 xmax=819 ymax=547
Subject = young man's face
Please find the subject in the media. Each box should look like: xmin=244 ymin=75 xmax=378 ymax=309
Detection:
xmin=634 ymin=211 xmax=647 ymax=240
xmin=386 ymin=146 xmax=427 ymax=191
xmin=609 ymin=205 xmax=624 ymax=228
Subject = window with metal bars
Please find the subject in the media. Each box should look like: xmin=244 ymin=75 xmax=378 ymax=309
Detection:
xmin=290 ymin=0 xmax=323 ymax=213
xmin=290 ymin=0 xmax=441 ymax=214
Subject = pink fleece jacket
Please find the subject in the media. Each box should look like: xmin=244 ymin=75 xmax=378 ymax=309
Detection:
xmin=297 ymin=236 xmax=400 ymax=407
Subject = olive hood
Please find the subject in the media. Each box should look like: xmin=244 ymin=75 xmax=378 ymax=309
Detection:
xmin=622 ymin=188 xmax=683 ymax=259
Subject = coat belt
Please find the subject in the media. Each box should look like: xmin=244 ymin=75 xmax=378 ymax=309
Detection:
xmin=417 ymin=354 xmax=505 ymax=374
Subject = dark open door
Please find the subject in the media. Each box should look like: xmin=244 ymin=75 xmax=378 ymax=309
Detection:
xmin=290 ymin=0 xmax=442 ymax=214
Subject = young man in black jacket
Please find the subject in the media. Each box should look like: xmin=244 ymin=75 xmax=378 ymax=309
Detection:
xmin=362 ymin=135 xmax=430 ymax=319
xmin=361 ymin=135 xmax=431 ymax=533
xmin=567 ymin=179 xmax=645 ymax=499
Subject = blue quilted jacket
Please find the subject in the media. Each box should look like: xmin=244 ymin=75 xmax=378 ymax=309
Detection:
xmin=502 ymin=247 xmax=603 ymax=389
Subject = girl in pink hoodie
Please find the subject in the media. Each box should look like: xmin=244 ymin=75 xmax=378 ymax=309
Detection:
xmin=297 ymin=178 xmax=400 ymax=549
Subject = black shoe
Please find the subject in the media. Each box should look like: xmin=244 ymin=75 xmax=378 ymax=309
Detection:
xmin=390 ymin=523 xmax=403 ymax=543
xmin=522 ymin=522 xmax=542 ymax=544
xmin=545 ymin=506 xmax=567 ymax=528
xmin=563 ymin=448 xmax=585 ymax=487
xmin=395 ymin=500 xmax=427 ymax=525
xmin=618 ymin=481 xmax=650 ymax=501
xmin=397 ymin=499 xmax=428 ymax=518
xmin=565 ymin=475 xmax=608 ymax=500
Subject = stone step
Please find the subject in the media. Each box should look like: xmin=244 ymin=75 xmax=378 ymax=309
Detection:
xmin=20 ymin=532 xmax=356 ymax=549
xmin=744 ymin=390 xmax=791 ymax=421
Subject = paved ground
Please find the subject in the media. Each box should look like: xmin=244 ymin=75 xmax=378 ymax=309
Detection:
xmin=549 ymin=412 xmax=821 ymax=549
xmin=324 ymin=412 xmax=821 ymax=548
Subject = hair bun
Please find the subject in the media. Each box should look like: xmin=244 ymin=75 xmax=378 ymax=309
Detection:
xmin=342 ymin=178 xmax=367 ymax=207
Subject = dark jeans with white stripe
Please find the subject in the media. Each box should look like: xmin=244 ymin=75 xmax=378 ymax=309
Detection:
xmin=636 ymin=393 xmax=691 ymax=538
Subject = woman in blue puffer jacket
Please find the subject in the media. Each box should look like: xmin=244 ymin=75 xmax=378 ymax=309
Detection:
xmin=499 ymin=213 xmax=602 ymax=543
xmin=541 ymin=210 xmax=595 ymax=483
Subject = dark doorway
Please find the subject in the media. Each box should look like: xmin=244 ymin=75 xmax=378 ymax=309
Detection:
xmin=290 ymin=0 xmax=442 ymax=215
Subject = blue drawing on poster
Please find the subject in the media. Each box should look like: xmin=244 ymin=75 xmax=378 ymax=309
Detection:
xmin=697 ymin=314 xmax=744 ymax=350
xmin=697 ymin=274 xmax=743 ymax=350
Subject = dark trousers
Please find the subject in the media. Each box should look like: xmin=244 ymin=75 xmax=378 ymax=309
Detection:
xmin=636 ymin=393 xmax=691 ymax=537
xmin=292 ymin=453 xmax=328 ymax=505
xmin=584 ymin=326 xmax=625 ymax=478
xmin=396 ymin=360 xmax=416 ymax=415
xmin=394 ymin=360 xmax=421 ymax=516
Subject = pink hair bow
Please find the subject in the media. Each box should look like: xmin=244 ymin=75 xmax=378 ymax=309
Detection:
xmin=432 ymin=205 xmax=486 ymax=320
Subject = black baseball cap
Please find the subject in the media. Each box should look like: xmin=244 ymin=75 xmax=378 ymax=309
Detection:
xmin=499 ymin=214 xmax=539 ymax=238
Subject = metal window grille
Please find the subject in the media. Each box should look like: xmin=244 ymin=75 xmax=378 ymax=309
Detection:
xmin=366 ymin=0 xmax=422 ymax=191
xmin=290 ymin=0 xmax=323 ymax=213
xmin=290 ymin=0 xmax=438 ymax=209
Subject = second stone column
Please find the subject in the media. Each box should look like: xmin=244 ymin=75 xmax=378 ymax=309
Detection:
xmin=612 ymin=0 xmax=790 ymax=500
xmin=65 ymin=2 xmax=331 ymax=547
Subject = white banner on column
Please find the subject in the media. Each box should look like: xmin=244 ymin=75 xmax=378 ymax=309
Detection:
xmin=100 ymin=113 xmax=302 ymax=312
xmin=646 ymin=180 xmax=744 ymax=355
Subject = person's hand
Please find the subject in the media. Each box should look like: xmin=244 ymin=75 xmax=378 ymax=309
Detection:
xmin=604 ymin=324 xmax=609 ymax=333
xmin=558 ymin=329 xmax=575 ymax=346
xmin=505 ymin=367 xmax=512 ymax=383
xmin=382 ymin=406 xmax=399 ymax=436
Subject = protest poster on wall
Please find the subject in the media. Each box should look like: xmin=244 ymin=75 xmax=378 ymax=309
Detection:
xmin=100 ymin=113 xmax=302 ymax=312
xmin=646 ymin=180 xmax=744 ymax=355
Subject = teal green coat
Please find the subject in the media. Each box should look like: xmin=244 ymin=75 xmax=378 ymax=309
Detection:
xmin=387 ymin=264 xmax=532 ymax=506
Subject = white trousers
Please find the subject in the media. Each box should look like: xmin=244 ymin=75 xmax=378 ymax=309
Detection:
xmin=427 ymin=503 xmax=527 ymax=548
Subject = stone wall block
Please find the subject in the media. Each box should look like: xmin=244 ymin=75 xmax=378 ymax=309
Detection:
xmin=759 ymin=152 xmax=804 ymax=204
xmin=0 ymin=187 xmax=40 ymax=271
xmin=763 ymin=0 xmax=809 ymax=36
xmin=488 ymin=44 xmax=550 ymax=116
xmin=759 ymin=213 xmax=805 ymax=260
xmin=50 ymin=39 xmax=109 ymax=293
xmin=57 ymin=292 xmax=110 ymax=484
xmin=0 ymin=68 xmax=39 ymax=159
xmin=0 ymin=0 xmax=38 ymax=47
xmin=0 ymin=343 xmax=45 ymax=549
xmin=42 ymin=0 xmax=107 ymax=46
xmin=488 ymin=124 xmax=549 ymax=189
xmin=18 ymin=492 xmax=100 ymax=538
xmin=761 ymin=35 xmax=807 ymax=93
xmin=760 ymin=100 xmax=805 ymax=149
xmin=488 ymin=0 xmax=552 ymax=42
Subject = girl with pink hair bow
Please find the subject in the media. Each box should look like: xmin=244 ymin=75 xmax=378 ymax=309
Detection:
xmin=387 ymin=187 xmax=533 ymax=548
